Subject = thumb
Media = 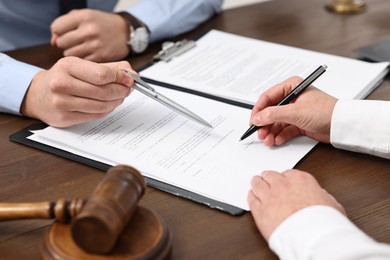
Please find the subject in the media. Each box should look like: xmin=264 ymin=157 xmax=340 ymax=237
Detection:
xmin=113 ymin=69 xmax=134 ymax=88
xmin=251 ymin=105 xmax=294 ymax=126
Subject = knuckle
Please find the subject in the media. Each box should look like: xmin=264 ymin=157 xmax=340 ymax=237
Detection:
xmin=290 ymin=76 xmax=302 ymax=82
xmin=51 ymin=96 xmax=67 ymax=111
xmin=118 ymin=61 xmax=131 ymax=69
xmin=94 ymin=102 xmax=112 ymax=114
xmin=97 ymin=50 xmax=111 ymax=62
xmin=94 ymin=68 xmax=111 ymax=83
xmin=55 ymin=57 xmax=78 ymax=70
xmin=289 ymin=169 xmax=313 ymax=181
xmin=55 ymin=58 xmax=70 ymax=69
xmin=295 ymin=170 xmax=309 ymax=178
xmin=288 ymin=76 xmax=304 ymax=88
xmin=78 ymin=9 xmax=94 ymax=21
xmin=55 ymin=114 xmax=70 ymax=126
xmin=89 ymin=40 xmax=99 ymax=49
xmin=48 ymin=77 xmax=67 ymax=93
xmin=90 ymin=113 xmax=107 ymax=122
xmin=96 ymin=87 xmax=111 ymax=100
xmin=84 ymin=24 xmax=99 ymax=38
xmin=263 ymin=107 xmax=273 ymax=120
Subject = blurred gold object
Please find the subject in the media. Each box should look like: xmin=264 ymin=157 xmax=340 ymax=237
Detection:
xmin=326 ymin=0 xmax=366 ymax=14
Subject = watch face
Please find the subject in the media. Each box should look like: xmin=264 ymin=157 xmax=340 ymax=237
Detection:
xmin=130 ymin=27 xmax=149 ymax=53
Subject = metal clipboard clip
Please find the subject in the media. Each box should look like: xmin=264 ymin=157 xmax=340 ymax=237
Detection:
xmin=153 ymin=40 xmax=196 ymax=62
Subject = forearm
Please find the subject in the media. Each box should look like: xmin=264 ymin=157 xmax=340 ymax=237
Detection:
xmin=126 ymin=0 xmax=223 ymax=43
xmin=331 ymin=100 xmax=390 ymax=159
xmin=0 ymin=53 xmax=42 ymax=115
xmin=269 ymin=205 xmax=390 ymax=260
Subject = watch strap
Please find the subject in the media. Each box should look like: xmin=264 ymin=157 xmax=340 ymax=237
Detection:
xmin=116 ymin=11 xmax=150 ymax=32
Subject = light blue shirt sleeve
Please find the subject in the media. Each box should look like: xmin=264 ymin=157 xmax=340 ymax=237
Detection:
xmin=126 ymin=0 xmax=223 ymax=43
xmin=0 ymin=0 xmax=117 ymax=52
xmin=0 ymin=53 xmax=42 ymax=115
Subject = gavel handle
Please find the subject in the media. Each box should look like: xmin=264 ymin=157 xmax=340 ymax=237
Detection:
xmin=0 ymin=198 xmax=85 ymax=222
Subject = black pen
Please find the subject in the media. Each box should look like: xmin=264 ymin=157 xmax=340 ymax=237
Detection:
xmin=240 ymin=64 xmax=328 ymax=142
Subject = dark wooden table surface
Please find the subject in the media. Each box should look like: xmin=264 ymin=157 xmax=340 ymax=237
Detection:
xmin=1 ymin=0 xmax=389 ymax=259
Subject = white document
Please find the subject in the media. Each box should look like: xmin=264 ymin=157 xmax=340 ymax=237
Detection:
xmin=28 ymin=85 xmax=317 ymax=210
xmin=141 ymin=30 xmax=389 ymax=104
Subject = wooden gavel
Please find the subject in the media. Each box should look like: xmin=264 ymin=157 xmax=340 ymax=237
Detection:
xmin=0 ymin=165 xmax=146 ymax=255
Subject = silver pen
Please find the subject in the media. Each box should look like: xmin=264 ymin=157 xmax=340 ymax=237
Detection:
xmin=125 ymin=71 xmax=212 ymax=128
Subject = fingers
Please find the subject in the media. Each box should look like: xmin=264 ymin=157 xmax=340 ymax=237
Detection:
xmin=50 ymin=89 xmax=127 ymax=114
xmin=49 ymin=58 xmax=135 ymax=112
xmin=249 ymin=171 xmax=281 ymax=200
xmin=24 ymin=57 xmax=137 ymax=127
xmin=63 ymin=42 xmax=94 ymax=60
xmin=249 ymin=76 xmax=307 ymax=142
xmin=51 ymin=111 xmax=109 ymax=128
xmin=51 ymin=10 xmax=130 ymax=62
xmin=247 ymin=175 xmax=269 ymax=213
xmin=55 ymin=28 xmax=85 ymax=51
xmin=268 ymin=124 xmax=302 ymax=146
xmin=251 ymin=103 xmax=298 ymax=127
xmin=109 ymin=63 xmax=137 ymax=86
xmin=55 ymin=57 xmax=134 ymax=87
xmin=52 ymin=72 xmax=131 ymax=99
xmin=247 ymin=190 xmax=262 ymax=210
xmin=326 ymin=191 xmax=347 ymax=216
xmin=247 ymin=169 xmax=347 ymax=243
xmin=50 ymin=34 xmax=58 ymax=46
xmin=51 ymin=10 xmax=83 ymax=37
xmin=257 ymin=122 xmax=301 ymax=146
xmin=51 ymin=10 xmax=100 ymax=58
xmin=251 ymin=76 xmax=302 ymax=117
xmin=54 ymin=22 xmax=101 ymax=58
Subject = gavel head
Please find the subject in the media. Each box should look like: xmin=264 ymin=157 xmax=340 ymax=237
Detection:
xmin=71 ymin=165 xmax=146 ymax=254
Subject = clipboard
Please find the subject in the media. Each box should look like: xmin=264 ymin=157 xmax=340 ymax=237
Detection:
xmin=10 ymin=122 xmax=245 ymax=216
xmin=354 ymin=37 xmax=390 ymax=62
xmin=9 ymin=29 xmax=390 ymax=216
xmin=9 ymin=32 xmax=249 ymax=216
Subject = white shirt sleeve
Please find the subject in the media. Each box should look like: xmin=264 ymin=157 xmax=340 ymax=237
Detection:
xmin=0 ymin=53 xmax=42 ymax=115
xmin=125 ymin=0 xmax=223 ymax=43
xmin=331 ymin=100 xmax=390 ymax=159
xmin=269 ymin=205 xmax=390 ymax=260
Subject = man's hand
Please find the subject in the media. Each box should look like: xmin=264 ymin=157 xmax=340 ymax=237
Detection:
xmin=21 ymin=57 xmax=135 ymax=127
xmin=51 ymin=9 xmax=129 ymax=62
xmin=247 ymin=169 xmax=346 ymax=241
xmin=250 ymin=76 xmax=338 ymax=146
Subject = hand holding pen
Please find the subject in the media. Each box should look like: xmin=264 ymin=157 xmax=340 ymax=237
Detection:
xmin=241 ymin=65 xmax=337 ymax=145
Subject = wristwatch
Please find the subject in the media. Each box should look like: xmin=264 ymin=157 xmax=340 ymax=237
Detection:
xmin=117 ymin=12 xmax=150 ymax=54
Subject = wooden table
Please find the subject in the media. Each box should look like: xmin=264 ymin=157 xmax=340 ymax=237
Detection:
xmin=1 ymin=0 xmax=389 ymax=258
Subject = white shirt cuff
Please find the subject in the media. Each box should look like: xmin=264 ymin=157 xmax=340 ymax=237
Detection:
xmin=330 ymin=100 xmax=390 ymax=159
xmin=269 ymin=205 xmax=390 ymax=260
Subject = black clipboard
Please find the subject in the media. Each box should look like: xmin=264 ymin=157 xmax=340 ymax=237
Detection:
xmin=354 ymin=37 xmax=390 ymax=63
xmin=10 ymin=32 xmax=249 ymax=216
xmin=10 ymin=124 xmax=245 ymax=216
